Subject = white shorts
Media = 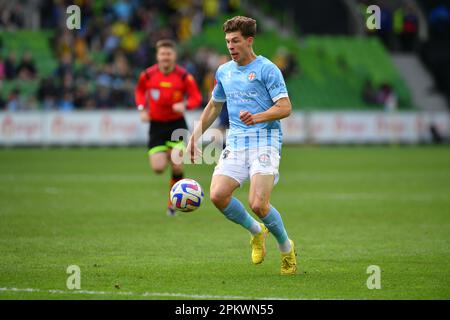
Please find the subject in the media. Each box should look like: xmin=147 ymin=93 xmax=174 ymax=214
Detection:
xmin=213 ymin=146 xmax=280 ymax=186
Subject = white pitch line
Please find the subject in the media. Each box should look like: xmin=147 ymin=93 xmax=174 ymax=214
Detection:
xmin=0 ymin=287 xmax=296 ymax=300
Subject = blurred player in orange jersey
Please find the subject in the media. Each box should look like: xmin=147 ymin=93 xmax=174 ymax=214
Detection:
xmin=135 ymin=39 xmax=202 ymax=216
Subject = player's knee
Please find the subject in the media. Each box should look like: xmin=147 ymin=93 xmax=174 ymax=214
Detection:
xmin=250 ymin=200 xmax=270 ymax=217
xmin=151 ymin=165 xmax=165 ymax=174
xmin=210 ymin=190 xmax=229 ymax=210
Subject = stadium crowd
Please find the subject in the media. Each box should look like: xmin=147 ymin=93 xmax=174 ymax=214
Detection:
xmin=0 ymin=0 xmax=239 ymax=111
xmin=359 ymin=0 xmax=421 ymax=52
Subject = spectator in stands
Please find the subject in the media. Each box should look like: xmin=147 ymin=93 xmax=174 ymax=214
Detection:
xmin=74 ymin=83 xmax=91 ymax=109
xmin=377 ymin=83 xmax=397 ymax=112
xmin=273 ymin=47 xmax=298 ymax=80
xmin=38 ymin=77 xmax=58 ymax=111
xmin=139 ymin=7 xmax=163 ymax=34
xmin=39 ymin=0 xmax=61 ymax=29
xmin=0 ymin=56 xmax=5 ymax=81
xmin=377 ymin=3 xmax=394 ymax=48
xmin=61 ymin=73 xmax=75 ymax=97
xmin=95 ymin=86 xmax=113 ymax=109
xmin=4 ymin=52 xmax=17 ymax=80
xmin=96 ymin=64 xmax=114 ymax=88
xmin=55 ymin=53 xmax=74 ymax=80
xmin=362 ymin=79 xmax=377 ymax=105
xmin=0 ymin=2 xmax=25 ymax=30
xmin=134 ymin=33 xmax=157 ymax=69
xmin=58 ymin=92 xmax=75 ymax=112
xmin=25 ymin=96 xmax=39 ymax=111
xmin=6 ymin=89 xmax=23 ymax=111
xmin=55 ymin=29 xmax=74 ymax=60
xmin=0 ymin=95 xmax=5 ymax=110
xmin=114 ymin=0 xmax=133 ymax=22
xmin=112 ymin=50 xmax=131 ymax=78
xmin=103 ymin=25 xmax=121 ymax=54
xmin=203 ymin=0 xmax=219 ymax=25
xmin=74 ymin=34 xmax=89 ymax=62
xmin=16 ymin=52 xmax=37 ymax=80
xmin=428 ymin=5 xmax=450 ymax=35
xmin=84 ymin=96 xmax=97 ymax=110
xmin=361 ymin=0 xmax=423 ymax=52
xmin=400 ymin=4 xmax=419 ymax=51
xmin=2 ymin=0 xmax=241 ymax=111
xmin=180 ymin=51 xmax=198 ymax=80
xmin=74 ymin=57 xmax=96 ymax=82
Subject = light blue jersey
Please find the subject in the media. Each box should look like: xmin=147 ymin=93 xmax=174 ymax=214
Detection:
xmin=212 ymin=55 xmax=288 ymax=153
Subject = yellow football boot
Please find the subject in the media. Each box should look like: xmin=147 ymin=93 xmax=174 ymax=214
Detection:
xmin=280 ymin=239 xmax=297 ymax=275
xmin=250 ymin=224 xmax=269 ymax=264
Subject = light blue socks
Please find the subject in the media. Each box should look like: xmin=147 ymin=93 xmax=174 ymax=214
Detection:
xmin=222 ymin=198 xmax=291 ymax=252
xmin=261 ymin=205 xmax=292 ymax=252
xmin=222 ymin=197 xmax=261 ymax=235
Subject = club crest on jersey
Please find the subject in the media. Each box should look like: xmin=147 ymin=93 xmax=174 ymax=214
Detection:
xmin=150 ymin=89 xmax=160 ymax=100
xmin=248 ymin=71 xmax=256 ymax=81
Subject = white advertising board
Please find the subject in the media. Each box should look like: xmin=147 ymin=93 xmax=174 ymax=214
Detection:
xmin=0 ymin=111 xmax=449 ymax=146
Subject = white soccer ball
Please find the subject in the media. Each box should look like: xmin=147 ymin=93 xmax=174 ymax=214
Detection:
xmin=170 ymin=179 xmax=204 ymax=212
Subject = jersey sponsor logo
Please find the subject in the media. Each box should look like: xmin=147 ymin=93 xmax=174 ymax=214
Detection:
xmin=160 ymin=81 xmax=172 ymax=88
xmin=228 ymin=91 xmax=258 ymax=98
xmin=248 ymin=71 xmax=256 ymax=81
xmin=150 ymin=89 xmax=160 ymax=100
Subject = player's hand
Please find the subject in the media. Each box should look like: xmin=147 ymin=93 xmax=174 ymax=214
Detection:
xmin=172 ymin=101 xmax=186 ymax=113
xmin=186 ymin=139 xmax=202 ymax=164
xmin=240 ymin=110 xmax=256 ymax=126
xmin=140 ymin=110 xmax=150 ymax=122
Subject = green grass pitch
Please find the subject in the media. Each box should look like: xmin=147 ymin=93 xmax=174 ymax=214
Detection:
xmin=0 ymin=146 xmax=449 ymax=299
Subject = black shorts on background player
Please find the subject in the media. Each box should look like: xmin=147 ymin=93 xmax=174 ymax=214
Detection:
xmin=148 ymin=118 xmax=188 ymax=154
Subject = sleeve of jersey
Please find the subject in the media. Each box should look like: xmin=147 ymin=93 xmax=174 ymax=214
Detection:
xmin=264 ymin=64 xmax=289 ymax=103
xmin=185 ymin=74 xmax=203 ymax=110
xmin=135 ymin=72 xmax=147 ymax=109
xmin=211 ymin=70 xmax=226 ymax=102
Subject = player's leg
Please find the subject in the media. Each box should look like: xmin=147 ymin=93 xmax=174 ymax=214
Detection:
xmin=168 ymin=141 xmax=185 ymax=181
xmin=248 ymin=174 xmax=291 ymax=251
xmin=167 ymin=142 xmax=185 ymax=216
xmin=210 ymin=174 xmax=262 ymax=236
xmin=147 ymin=122 xmax=170 ymax=175
xmin=165 ymin=118 xmax=190 ymax=215
xmin=249 ymin=173 xmax=297 ymax=274
xmin=249 ymin=145 xmax=297 ymax=274
xmin=211 ymin=148 xmax=268 ymax=264
xmin=148 ymin=148 xmax=169 ymax=174
xmin=148 ymin=147 xmax=176 ymax=216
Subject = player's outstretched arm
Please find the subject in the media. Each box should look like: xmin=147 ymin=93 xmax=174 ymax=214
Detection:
xmin=186 ymin=98 xmax=224 ymax=163
xmin=240 ymin=97 xmax=292 ymax=126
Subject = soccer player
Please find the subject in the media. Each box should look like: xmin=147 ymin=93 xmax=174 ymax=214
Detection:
xmin=135 ymin=39 xmax=202 ymax=216
xmin=186 ymin=16 xmax=297 ymax=275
